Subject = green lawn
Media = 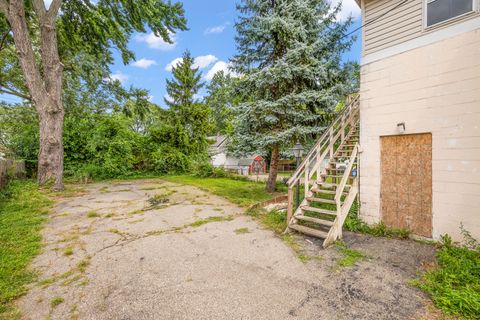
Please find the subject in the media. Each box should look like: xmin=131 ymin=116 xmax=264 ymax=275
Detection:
xmin=0 ymin=181 xmax=52 ymax=319
xmin=162 ymin=175 xmax=286 ymax=206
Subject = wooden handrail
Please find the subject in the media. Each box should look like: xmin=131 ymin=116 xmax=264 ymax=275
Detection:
xmin=335 ymin=144 xmax=359 ymax=205
xmin=287 ymin=95 xmax=360 ymax=187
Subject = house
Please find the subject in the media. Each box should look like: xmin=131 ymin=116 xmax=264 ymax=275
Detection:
xmin=356 ymin=0 xmax=480 ymax=241
xmin=208 ymin=136 xmax=267 ymax=176
xmin=286 ymin=0 xmax=479 ymax=246
xmin=209 ymin=135 xmax=229 ymax=168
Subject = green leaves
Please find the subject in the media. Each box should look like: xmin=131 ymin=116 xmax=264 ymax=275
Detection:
xmin=158 ymin=49 xmax=211 ymax=166
xmin=231 ymin=0 xmax=358 ymax=156
xmin=417 ymin=243 xmax=480 ymax=318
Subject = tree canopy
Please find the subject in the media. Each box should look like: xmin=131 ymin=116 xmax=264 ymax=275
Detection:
xmin=231 ymin=0 xmax=357 ymax=191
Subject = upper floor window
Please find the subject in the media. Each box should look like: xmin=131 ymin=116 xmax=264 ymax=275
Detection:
xmin=426 ymin=0 xmax=475 ymax=27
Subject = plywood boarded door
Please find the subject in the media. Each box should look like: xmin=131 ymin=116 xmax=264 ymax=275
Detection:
xmin=380 ymin=133 xmax=432 ymax=237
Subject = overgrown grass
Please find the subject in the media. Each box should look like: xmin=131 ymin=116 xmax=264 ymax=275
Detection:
xmin=163 ymin=175 xmax=287 ymax=206
xmin=333 ymin=240 xmax=367 ymax=270
xmin=246 ymin=208 xmax=287 ymax=234
xmin=0 ymin=181 xmax=53 ymax=319
xmin=189 ymin=215 xmax=235 ymax=227
xmin=414 ymin=233 xmax=480 ymax=319
xmin=344 ymin=202 xmax=410 ymax=239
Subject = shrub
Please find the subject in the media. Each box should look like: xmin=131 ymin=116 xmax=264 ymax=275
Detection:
xmin=192 ymin=162 xmax=228 ymax=178
xmin=150 ymin=146 xmax=191 ymax=174
xmin=416 ymin=231 xmax=480 ymax=319
xmin=344 ymin=201 xmax=410 ymax=239
xmin=192 ymin=161 xmax=215 ymax=177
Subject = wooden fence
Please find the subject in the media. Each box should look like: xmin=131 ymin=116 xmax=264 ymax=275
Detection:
xmin=0 ymin=159 xmax=26 ymax=189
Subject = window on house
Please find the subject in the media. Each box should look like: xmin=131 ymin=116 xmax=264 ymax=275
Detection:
xmin=426 ymin=0 xmax=475 ymax=27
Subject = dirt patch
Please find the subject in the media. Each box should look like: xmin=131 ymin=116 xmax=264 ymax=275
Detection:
xmin=18 ymin=179 xmax=436 ymax=320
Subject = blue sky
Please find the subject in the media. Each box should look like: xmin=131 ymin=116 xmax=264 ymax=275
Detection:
xmin=0 ymin=0 xmax=362 ymax=105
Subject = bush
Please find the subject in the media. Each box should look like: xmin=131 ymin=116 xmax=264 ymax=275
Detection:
xmin=416 ymin=231 xmax=480 ymax=319
xmin=150 ymin=146 xmax=191 ymax=174
xmin=192 ymin=162 xmax=228 ymax=178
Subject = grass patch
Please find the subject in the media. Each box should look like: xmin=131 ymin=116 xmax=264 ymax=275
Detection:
xmin=50 ymin=297 xmax=64 ymax=308
xmin=189 ymin=215 xmax=234 ymax=228
xmin=146 ymin=215 xmax=237 ymax=236
xmin=145 ymin=191 xmax=176 ymax=210
xmin=63 ymin=247 xmax=74 ymax=256
xmin=298 ymin=255 xmax=323 ymax=263
xmin=414 ymin=232 xmax=480 ymax=319
xmin=234 ymin=227 xmax=250 ymax=235
xmin=247 ymin=208 xmax=287 ymax=234
xmin=344 ymin=202 xmax=410 ymax=239
xmin=0 ymin=180 xmax=53 ymax=318
xmin=162 ymin=175 xmax=286 ymax=206
xmin=333 ymin=240 xmax=367 ymax=270
xmin=140 ymin=186 xmax=166 ymax=191
xmin=86 ymin=211 xmax=99 ymax=218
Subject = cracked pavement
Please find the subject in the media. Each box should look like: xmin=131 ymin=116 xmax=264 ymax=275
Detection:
xmin=18 ymin=179 xmax=436 ymax=320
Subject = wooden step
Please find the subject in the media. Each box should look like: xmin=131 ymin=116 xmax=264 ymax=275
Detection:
xmin=289 ymin=223 xmax=329 ymax=238
xmin=318 ymin=182 xmax=352 ymax=189
xmin=306 ymin=197 xmax=337 ymax=204
xmin=295 ymin=215 xmax=335 ymax=227
xmin=320 ymin=174 xmax=354 ymax=179
xmin=301 ymin=206 xmax=337 ymax=215
xmin=310 ymin=188 xmax=348 ymax=195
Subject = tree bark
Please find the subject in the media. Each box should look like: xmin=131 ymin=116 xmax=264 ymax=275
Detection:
xmin=266 ymin=144 xmax=280 ymax=193
xmin=5 ymin=0 xmax=64 ymax=190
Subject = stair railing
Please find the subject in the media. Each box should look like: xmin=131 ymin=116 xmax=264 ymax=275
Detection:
xmin=323 ymin=143 xmax=360 ymax=247
xmin=286 ymin=96 xmax=360 ymax=225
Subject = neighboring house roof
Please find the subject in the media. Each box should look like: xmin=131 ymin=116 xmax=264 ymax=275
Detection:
xmin=208 ymin=135 xmax=228 ymax=155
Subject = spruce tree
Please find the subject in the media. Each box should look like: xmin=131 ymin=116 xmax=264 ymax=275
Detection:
xmin=164 ymin=50 xmax=210 ymax=157
xmin=232 ymin=0 xmax=356 ymax=192
xmin=205 ymin=71 xmax=240 ymax=135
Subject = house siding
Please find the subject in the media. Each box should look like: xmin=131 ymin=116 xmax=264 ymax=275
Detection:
xmin=359 ymin=28 xmax=480 ymax=241
xmin=364 ymin=0 xmax=480 ymax=56
xmin=364 ymin=0 xmax=423 ymax=55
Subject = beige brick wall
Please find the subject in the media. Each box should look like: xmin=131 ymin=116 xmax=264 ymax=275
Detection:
xmin=359 ymin=28 xmax=480 ymax=241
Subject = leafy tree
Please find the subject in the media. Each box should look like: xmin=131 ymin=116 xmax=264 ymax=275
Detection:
xmin=0 ymin=0 xmax=187 ymax=190
xmin=231 ymin=0 xmax=355 ymax=192
xmin=163 ymin=50 xmax=211 ymax=157
xmin=205 ymin=71 xmax=240 ymax=135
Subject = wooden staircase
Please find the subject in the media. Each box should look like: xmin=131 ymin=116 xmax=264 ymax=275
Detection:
xmin=286 ymin=96 xmax=360 ymax=248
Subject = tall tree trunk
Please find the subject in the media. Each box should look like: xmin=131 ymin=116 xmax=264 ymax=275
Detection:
xmin=266 ymin=144 xmax=279 ymax=193
xmin=5 ymin=0 xmax=65 ymax=190
xmin=38 ymin=109 xmax=64 ymax=189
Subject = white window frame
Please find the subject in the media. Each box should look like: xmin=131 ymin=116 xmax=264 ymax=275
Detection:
xmin=423 ymin=0 xmax=479 ymax=30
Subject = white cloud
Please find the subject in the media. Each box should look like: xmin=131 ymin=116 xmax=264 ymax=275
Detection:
xmin=330 ymin=0 xmax=361 ymax=22
xmin=131 ymin=58 xmax=157 ymax=69
xmin=165 ymin=54 xmax=218 ymax=72
xmin=193 ymin=55 xmax=218 ymax=69
xmin=109 ymin=71 xmax=129 ymax=84
xmin=165 ymin=57 xmax=183 ymax=72
xmin=44 ymin=0 xmax=52 ymax=9
xmin=204 ymin=25 xmax=226 ymax=35
xmin=135 ymin=32 xmax=177 ymax=51
xmin=204 ymin=61 xmax=238 ymax=81
xmin=164 ymin=94 xmax=173 ymax=103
